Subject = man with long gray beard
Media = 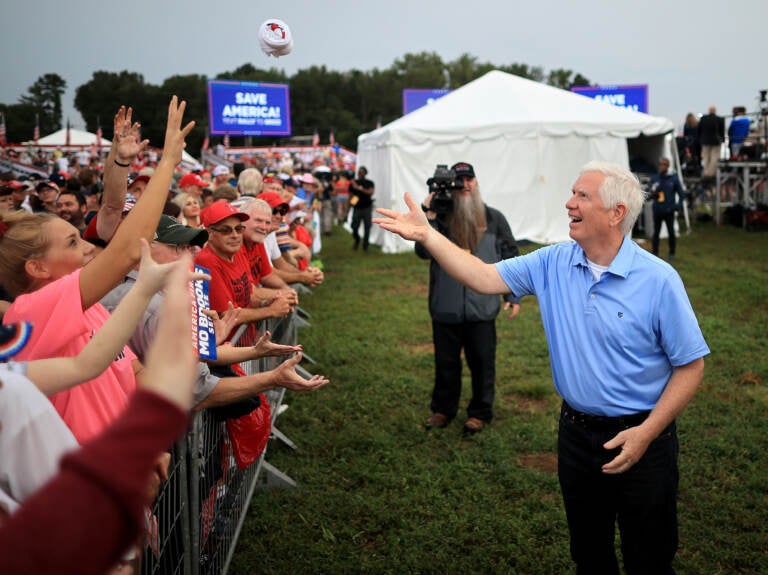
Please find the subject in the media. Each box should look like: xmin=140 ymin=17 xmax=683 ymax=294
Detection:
xmin=417 ymin=162 xmax=520 ymax=435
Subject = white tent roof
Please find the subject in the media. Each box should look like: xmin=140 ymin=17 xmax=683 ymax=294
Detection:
xmin=24 ymin=128 xmax=199 ymax=167
xmin=357 ymin=70 xmax=674 ymax=251
xmin=365 ymin=70 xmax=673 ymax=143
xmin=26 ymin=128 xmax=111 ymax=147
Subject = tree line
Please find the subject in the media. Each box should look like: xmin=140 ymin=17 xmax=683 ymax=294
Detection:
xmin=0 ymin=52 xmax=590 ymax=155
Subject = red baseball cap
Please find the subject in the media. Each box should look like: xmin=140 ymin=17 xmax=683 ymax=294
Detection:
xmin=257 ymin=191 xmax=289 ymax=210
xmin=178 ymin=173 xmax=208 ymax=188
xmin=200 ymin=201 xmax=249 ymax=227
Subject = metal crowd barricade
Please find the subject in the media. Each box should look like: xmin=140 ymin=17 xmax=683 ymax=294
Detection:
xmin=139 ymin=304 xmax=311 ymax=575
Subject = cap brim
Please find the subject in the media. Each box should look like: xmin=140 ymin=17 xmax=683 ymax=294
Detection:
xmin=0 ymin=322 xmax=33 ymax=361
xmin=159 ymin=227 xmax=209 ymax=248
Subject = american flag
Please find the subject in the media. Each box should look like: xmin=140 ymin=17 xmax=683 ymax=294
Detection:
xmin=312 ymin=128 xmax=319 ymax=147
xmin=33 ymin=114 xmax=40 ymax=144
xmin=0 ymin=112 xmax=6 ymax=146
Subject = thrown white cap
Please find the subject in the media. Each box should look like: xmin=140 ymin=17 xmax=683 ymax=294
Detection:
xmin=258 ymin=19 xmax=293 ymax=58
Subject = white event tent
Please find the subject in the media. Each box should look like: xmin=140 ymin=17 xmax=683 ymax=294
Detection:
xmin=357 ymin=70 xmax=676 ymax=253
xmin=25 ymin=128 xmax=112 ymax=149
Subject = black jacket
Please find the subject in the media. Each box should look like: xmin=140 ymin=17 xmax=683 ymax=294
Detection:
xmin=697 ymin=113 xmax=725 ymax=146
xmin=415 ymin=205 xmax=519 ymax=324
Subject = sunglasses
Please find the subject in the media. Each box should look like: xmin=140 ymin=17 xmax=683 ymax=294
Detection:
xmin=209 ymin=224 xmax=245 ymax=235
xmin=272 ymin=205 xmax=289 ymax=216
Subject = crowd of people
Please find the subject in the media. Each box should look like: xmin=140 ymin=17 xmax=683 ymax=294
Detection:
xmin=0 ymin=98 xmax=331 ymax=574
xmin=677 ymin=105 xmax=766 ymax=180
xmin=0 ymin=93 xmax=719 ymax=574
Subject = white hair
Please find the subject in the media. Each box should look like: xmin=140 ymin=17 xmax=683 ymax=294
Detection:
xmin=233 ymin=196 xmax=271 ymax=217
xmin=237 ymin=168 xmax=263 ymax=197
xmin=579 ymin=161 xmax=645 ymax=236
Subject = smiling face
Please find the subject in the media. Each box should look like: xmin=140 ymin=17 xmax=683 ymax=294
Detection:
xmin=56 ymin=193 xmax=86 ymax=228
xmin=32 ymin=217 xmax=96 ymax=284
xmin=242 ymin=207 xmax=272 ymax=245
xmin=565 ymin=171 xmax=616 ymax=247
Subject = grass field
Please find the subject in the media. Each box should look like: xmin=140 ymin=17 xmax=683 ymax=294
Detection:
xmin=231 ymin=220 xmax=768 ymax=574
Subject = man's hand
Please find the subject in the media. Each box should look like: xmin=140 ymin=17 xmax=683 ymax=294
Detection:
xmin=373 ymin=192 xmax=432 ymax=243
xmin=303 ymin=266 xmax=324 ymax=287
xmin=601 ymin=425 xmax=655 ymax=474
xmin=503 ymin=301 xmax=520 ymax=320
xmin=269 ymin=353 xmax=329 ymax=392
xmin=203 ymin=303 xmax=242 ymax=346
xmin=251 ymin=330 xmax=302 ymax=358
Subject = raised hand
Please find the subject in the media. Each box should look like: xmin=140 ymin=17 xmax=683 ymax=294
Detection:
xmin=141 ymin=252 xmax=200 ymax=410
xmin=160 ymin=96 xmax=195 ymax=166
xmin=113 ymin=106 xmax=149 ymax=165
xmin=134 ymin=239 xmax=210 ymax=298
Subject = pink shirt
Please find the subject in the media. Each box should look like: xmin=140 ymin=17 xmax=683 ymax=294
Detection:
xmin=3 ymin=269 xmax=137 ymax=443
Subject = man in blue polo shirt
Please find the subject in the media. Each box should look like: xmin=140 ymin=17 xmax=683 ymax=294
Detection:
xmin=374 ymin=161 xmax=709 ymax=575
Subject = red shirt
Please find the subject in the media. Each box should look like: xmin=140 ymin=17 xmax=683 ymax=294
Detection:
xmin=195 ymin=245 xmax=254 ymax=312
xmin=195 ymin=245 xmax=258 ymax=347
xmin=0 ymin=390 xmax=188 ymax=575
xmin=242 ymin=240 xmax=273 ymax=285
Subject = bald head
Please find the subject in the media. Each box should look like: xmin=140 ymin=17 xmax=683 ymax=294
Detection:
xmin=709 ymin=106 xmax=717 ymax=114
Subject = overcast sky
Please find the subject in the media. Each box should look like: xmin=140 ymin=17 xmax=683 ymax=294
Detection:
xmin=2 ymin=0 xmax=765 ymax=137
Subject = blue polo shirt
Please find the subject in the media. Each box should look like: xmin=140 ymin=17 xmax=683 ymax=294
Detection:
xmin=496 ymin=237 xmax=709 ymax=416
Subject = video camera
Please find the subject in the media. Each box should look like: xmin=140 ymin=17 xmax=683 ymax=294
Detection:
xmin=425 ymin=164 xmax=463 ymax=215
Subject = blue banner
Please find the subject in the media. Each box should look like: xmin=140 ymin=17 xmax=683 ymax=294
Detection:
xmin=208 ymin=80 xmax=291 ymax=136
xmin=402 ymin=89 xmax=452 ymax=115
xmin=570 ymin=84 xmax=648 ymax=114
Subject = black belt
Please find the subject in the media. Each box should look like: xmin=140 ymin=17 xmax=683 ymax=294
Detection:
xmin=561 ymin=401 xmax=650 ymax=431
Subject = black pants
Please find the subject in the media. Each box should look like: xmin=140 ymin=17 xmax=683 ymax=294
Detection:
xmin=558 ymin=403 xmax=679 ymax=575
xmin=351 ymin=205 xmax=373 ymax=250
xmin=652 ymin=211 xmax=676 ymax=257
xmin=431 ymin=319 xmax=496 ymax=421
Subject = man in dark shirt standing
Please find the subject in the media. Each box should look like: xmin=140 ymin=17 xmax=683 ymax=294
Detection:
xmin=697 ymin=106 xmax=725 ymax=179
xmin=650 ymin=158 xmax=684 ymax=263
xmin=349 ymin=166 xmax=375 ymax=252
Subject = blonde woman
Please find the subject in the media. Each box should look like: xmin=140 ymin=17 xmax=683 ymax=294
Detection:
xmin=172 ymin=192 xmax=203 ymax=228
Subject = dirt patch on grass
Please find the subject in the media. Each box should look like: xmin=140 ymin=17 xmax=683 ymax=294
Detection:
xmin=411 ymin=342 xmax=434 ymax=354
xmin=518 ymin=453 xmax=558 ymax=474
xmin=738 ymin=371 xmax=763 ymax=385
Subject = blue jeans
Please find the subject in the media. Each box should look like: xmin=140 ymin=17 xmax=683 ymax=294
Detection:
xmin=558 ymin=403 xmax=679 ymax=575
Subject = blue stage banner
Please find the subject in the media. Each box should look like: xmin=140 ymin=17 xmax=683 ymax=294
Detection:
xmin=571 ymin=84 xmax=648 ymax=114
xmin=402 ymin=89 xmax=452 ymax=115
xmin=208 ymin=80 xmax=291 ymax=136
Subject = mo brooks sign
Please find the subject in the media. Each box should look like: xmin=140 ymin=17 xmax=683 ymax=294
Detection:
xmin=208 ymin=79 xmax=292 ymax=137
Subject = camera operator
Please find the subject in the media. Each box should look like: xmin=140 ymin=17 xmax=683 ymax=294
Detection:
xmin=418 ymin=162 xmax=520 ymax=435
xmin=349 ymin=166 xmax=375 ymax=251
